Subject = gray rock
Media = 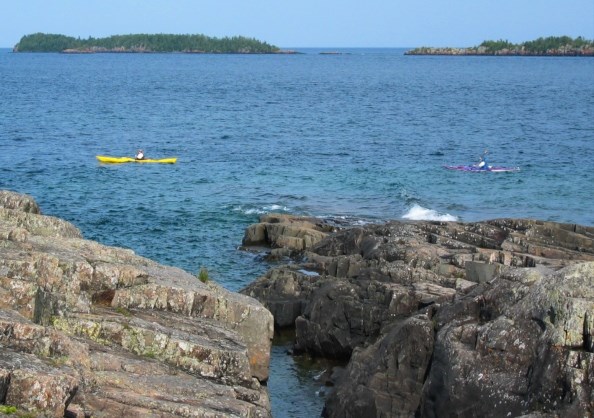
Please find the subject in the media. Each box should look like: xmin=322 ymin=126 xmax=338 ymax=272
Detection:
xmin=242 ymin=213 xmax=335 ymax=255
xmin=241 ymin=266 xmax=326 ymax=329
xmin=420 ymin=263 xmax=594 ymax=417
xmin=241 ymin=216 xmax=594 ymax=417
xmin=323 ymin=314 xmax=434 ymax=417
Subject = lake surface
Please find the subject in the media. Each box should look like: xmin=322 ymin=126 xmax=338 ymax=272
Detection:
xmin=1 ymin=47 xmax=593 ymax=417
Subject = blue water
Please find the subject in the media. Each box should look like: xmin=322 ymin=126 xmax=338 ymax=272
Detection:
xmin=1 ymin=48 xmax=593 ymax=417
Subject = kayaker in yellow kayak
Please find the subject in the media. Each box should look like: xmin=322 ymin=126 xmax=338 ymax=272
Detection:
xmin=96 ymin=155 xmax=177 ymax=164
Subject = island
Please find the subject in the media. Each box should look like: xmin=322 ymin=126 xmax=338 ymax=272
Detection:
xmin=12 ymin=32 xmax=287 ymax=54
xmin=405 ymin=35 xmax=594 ymax=56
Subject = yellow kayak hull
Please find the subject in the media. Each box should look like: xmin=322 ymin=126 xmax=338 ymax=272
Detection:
xmin=97 ymin=155 xmax=177 ymax=164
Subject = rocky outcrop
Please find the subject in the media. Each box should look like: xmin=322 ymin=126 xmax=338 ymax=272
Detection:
xmin=242 ymin=213 xmax=337 ymax=258
xmin=0 ymin=190 xmax=273 ymax=417
xmin=0 ymin=191 xmax=40 ymax=214
xmin=240 ymin=215 xmax=594 ymax=417
xmin=323 ymin=263 xmax=594 ymax=417
xmin=419 ymin=263 xmax=594 ymax=417
xmin=323 ymin=314 xmax=435 ymax=417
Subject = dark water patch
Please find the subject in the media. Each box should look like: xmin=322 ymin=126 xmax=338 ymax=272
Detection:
xmin=268 ymin=329 xmax=347 ymax=418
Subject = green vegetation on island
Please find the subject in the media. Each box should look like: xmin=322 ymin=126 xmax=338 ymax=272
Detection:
xmin=13 ymin=32 xmax=282 ymax=54
xmin=406 ymin=36 xmax=594 ymax=56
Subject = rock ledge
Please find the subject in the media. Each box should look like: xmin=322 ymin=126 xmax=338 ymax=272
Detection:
xmin=0 ymin=190 xmax=274 ymax=418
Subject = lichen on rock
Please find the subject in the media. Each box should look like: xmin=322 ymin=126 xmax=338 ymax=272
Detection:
xmin=0 ymin=190 xmax=274 ymax=417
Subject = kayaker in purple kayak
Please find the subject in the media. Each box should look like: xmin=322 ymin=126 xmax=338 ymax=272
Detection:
xmin=443 ymin=149 xmax=520 ymax=172
xmin=476 ymin=149 xmax=489 ymax=170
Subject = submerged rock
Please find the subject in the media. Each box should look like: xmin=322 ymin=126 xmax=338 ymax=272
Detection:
xmin=241 ymin=213 xmax=594 ymax=417
xmin=0 ymin=190 xmax=273 ymax=417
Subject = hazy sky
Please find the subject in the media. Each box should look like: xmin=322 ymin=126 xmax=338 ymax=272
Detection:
xmin=2 ymin=0 xmax=593 ymax=48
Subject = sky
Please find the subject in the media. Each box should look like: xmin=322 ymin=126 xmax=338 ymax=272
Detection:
xmin=1 ymin=0 xmax=593 ymax=48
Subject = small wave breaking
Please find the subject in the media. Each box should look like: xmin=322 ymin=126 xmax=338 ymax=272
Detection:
xmin=233 ymin=204 xmax=290 ymax=216
xmin=402 ymin=204 xmax=458 ymax=222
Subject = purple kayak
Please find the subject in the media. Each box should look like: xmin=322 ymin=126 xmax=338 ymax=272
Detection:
xmin=444 ymin=165 xmax=520 ymax=173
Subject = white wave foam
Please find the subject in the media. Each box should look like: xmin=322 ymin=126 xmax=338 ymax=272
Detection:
xmin=233 ymin=204 xmax=290 ymax=215
xmin=402 ymin=204 xmax=458 ymax=222
xmin=264 ymin=204 xmax=289 ymax=212
xmin=242 ymin=208 xmax=266 ymax=215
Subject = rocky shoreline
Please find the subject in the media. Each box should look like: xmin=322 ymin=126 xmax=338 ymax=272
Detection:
xmin=2 ymin=191 xmax=593 ymax=417
xmin=241 ymin=213 xmax=594 ymax=417
xmin=0 ymin=190 xmax=273 ymax=417
xmin=405 ymin=46 xmax=594 ymax=56
xmin=57 ymin=48 xmax=299 ymax=55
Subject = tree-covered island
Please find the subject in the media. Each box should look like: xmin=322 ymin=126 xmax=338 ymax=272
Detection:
xmin=405 ymin=36 xmax=594 ymax=56
xmin=13 ymin=32 xmax=286 ymax=54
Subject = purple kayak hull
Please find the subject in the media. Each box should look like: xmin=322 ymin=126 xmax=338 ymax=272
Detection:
xmin=444 ymin=165 xmax=520 ymax=173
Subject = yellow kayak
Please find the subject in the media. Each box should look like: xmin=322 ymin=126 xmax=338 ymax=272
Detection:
xmin=96 ymin=155 xmax=177 ymax=164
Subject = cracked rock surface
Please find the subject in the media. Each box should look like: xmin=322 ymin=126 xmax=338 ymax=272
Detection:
xmin=241 ymin=213 xmax=594 ymax=417
xmin=0 ymin=190 xmax=273 ymax=418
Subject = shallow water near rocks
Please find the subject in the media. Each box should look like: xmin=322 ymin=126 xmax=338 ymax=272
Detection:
xmin=1 ymin=48 xmax=593 ymax=417
xmin=268 ymin=330 xmax=346 ymax=417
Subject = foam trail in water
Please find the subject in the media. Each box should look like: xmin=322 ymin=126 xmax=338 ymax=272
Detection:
xmin=402 ymin=204 xmax=458 ymax=222
xmin=233 ymin=204 xmax=290 ymax=215
xmin=265 ymin=204 xmax=289 ymax=212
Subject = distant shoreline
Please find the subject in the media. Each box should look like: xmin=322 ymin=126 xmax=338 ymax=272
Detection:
xmin=56 ymin=48 xmax=299 ymax=55
xmin=8 ymin=33 xmax=594 ymax=56
xmin=12 ymin=32 xmax=283 ymax=54
xmin=404 ymin=48 xmax=594 ymax=57
xmin=405 ymin=36 xmax=594 ymax=57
